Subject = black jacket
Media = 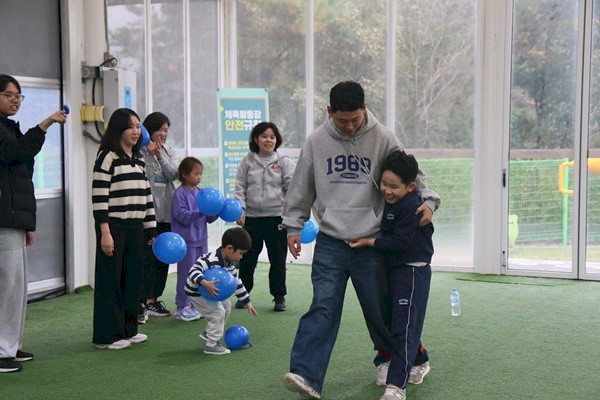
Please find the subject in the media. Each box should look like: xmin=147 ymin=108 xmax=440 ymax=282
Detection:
xmin=0 ymin=116 xmax=46 ymax=231
xmin=373 ymin=190 xmax=434 ymax=266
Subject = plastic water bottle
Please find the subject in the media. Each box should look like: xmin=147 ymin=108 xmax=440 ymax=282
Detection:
xmin=450 ymin=288 xmax=461 ymax=316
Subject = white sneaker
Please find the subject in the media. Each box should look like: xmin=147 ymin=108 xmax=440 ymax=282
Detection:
xmin=380 ymin=384 xmax=406 ymax=400
xmin=408 ymin=361 xmax=430 ymax=384
xmin=283 ymin=372 xmax=321 ymax=399
xmin=376 ymin=361 xmax=390 ymax=386
xmin=94 ymin=339 xmax=131 ymax=350
xmin=125 ymin=333 xmax=148 ymax=344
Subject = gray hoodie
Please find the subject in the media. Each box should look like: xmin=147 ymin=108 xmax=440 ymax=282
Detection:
xmin=142 ymin=146 xmax=178 ymax=223
xmin=282 ymin=109 xmax=441 ymax=241
xmin=235 ymin=150 xmax=295 ymax=217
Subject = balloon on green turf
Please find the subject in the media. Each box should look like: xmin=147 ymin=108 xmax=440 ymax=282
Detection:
xmin=224 ymin=325 xmax=250 ymax=350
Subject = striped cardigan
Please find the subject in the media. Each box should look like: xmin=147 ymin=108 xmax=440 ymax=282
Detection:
xmin=92 ymin=149 xmax=156 ymax=231
xmin=185 ymin=247 xmax=251 ymax=306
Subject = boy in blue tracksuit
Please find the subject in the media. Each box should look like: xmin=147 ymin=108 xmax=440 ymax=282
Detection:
xmin=350 ymin=150 xmax=434 ymax=400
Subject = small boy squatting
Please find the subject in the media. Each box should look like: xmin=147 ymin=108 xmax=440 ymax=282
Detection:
xmin=185 ymin=227 xmax=258 ymax=355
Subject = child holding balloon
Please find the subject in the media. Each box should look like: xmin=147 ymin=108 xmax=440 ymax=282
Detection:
xmin=185 ymin=227 xmax=258 ymax=355
xmin=234 ymin=122 xmax=295 ymax=311
xmin=171 ymin=157 xmax=218 ymax=321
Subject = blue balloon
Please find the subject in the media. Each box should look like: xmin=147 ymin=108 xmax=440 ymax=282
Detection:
xmin=140 ymin=124 xmax=151 ymax=147
xmin=199 ymin=268 xmax=237 ymax=302
xmin=219 ymin=198 xmax=243 ymax=222
xmin=224 ymin=325 xmax=250 ymax=350
xmin=152 ymin=232 xmax=187 ymax=264
xmin=196 ymin=187 xmax=224 ymax=216
xmin=300 ymin=219 xmax=319 ymax=244
xmin=62 ymin=104 xmax=70 ymax=115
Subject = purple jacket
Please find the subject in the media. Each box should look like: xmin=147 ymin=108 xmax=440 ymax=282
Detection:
xmin=171 ymin=186 xmax=217 ymax=247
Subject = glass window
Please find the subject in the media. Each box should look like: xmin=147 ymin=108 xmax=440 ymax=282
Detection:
xmin=106 ymin=0 xmax=147 ymax=119
xmin=313 ymin=0 xmax=386 ymax=129
xmin=508 ymin=1 xmax=579 ymax=273
xmin=190 ymin=0 xmax=219 ymax=148
xmin=14 ymin=86 xmax=62 ymax=190
xmin=236 ymin=0 xmax=306 ymax=147
xmin=396 ymin=0 xmax=478 ymax=268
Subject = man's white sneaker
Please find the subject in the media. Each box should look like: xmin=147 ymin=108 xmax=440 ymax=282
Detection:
xmin=408 ymin=361 xmax=430 ymax=384
xmin=283 ymin=372 xmax=321 ymax=399
xmin=376 ymin=361 xmax=390 ymax=386
xmin=380 ymin=384 xmax=406 ymax=400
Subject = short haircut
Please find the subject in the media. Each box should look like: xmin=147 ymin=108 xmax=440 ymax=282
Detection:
xmin=222 ymin=227 xmax=252 ymax=251
xmin=177 ymin=156 xmax=203 ymax=182
xmin=0 ymin=74 xmax=21 ymax=93
xmin=99 ymin=108 xmax=142 ymax=158
xmin=329 ymin=81 xmax=365 ymax=112
xmin=248 ymin=121 xmax=282 ymax=153
xmin=381 ymin=150 xmax=419 ymax=185
xmin=143 ymin=111 xmax=170 ymax=135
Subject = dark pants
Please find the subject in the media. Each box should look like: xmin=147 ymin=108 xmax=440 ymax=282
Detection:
xmin=140 ymin=222 xmax=171 ymax=304
xmin=387 ymin=265 xmax=431 ymax=388
xmin=93 ymin=221 xmax=143 ymax=344
xmin=238 ymin=216 xmax=287 ymax=298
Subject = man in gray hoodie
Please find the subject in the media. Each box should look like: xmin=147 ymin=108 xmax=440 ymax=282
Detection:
xmin=282 ymin=81 xmax=440 ymax=399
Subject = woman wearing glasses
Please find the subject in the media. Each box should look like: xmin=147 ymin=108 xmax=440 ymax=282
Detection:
xmin=0 ymin=74 xmax=67 ymax=373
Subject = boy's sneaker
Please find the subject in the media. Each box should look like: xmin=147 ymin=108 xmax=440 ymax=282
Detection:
xmin=0 ymin=358 xmax=22 ymax=373
xmin=204 ymin=343 xmax=231 ymax=355
xmin=234 ymin=300 xmax=245 ymax=309
xmin=125 ymin=333 xmax=148 ymax=344
xmin=94 ymin=339 xmax=131 ymax=350
xmin=380 ymin=384 xmax=406 ymax=400
xmin=198 ymin=331 xmax=208 ymax=341
xmin=274 ymin=296 xmax=287 ymax=311
xmin=137 ymin=307 xmax=148 ymax=324
xmin=376 ymin=361 xmax=390 ymax=386
xmin=146 ymin=301 xmax=171 ymax=317
xmin=175 ymin=306 xmax=202 ymax=322
xmin=283 ymin=372 xmax=321 ymax=399
xmin=15 ymin=350 xmax=33 ymax=362
xmin=408 ymin=361 xmax=430 ymax=384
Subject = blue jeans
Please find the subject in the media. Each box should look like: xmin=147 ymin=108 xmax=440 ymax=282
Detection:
xmin=289 ymin=232 xmax=391 ymax=393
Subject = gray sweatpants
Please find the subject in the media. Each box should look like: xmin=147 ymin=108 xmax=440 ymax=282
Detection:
xmin=188 ymin=296 xmax=231 ymax=346
xmin=0 ymin=228 xmax=27 ymax=359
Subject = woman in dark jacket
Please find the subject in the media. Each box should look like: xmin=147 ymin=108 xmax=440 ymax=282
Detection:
xmin=0 ymin=74 xmax=67 ymax=373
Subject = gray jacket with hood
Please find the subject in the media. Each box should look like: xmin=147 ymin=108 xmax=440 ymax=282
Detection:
xmin=235 ymin=150 xmax=295 ymax=217
xmin=282 ymin=109 xmax=441 ymax=241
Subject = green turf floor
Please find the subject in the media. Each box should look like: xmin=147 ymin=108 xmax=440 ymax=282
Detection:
xmin=1 ymin=265 xmax=600 ymax=399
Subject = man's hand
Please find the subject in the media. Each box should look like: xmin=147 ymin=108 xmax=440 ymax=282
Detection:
xmin=287 ymin=235 xmax=301 ymax=259
xmin=416 ymin=204 xmax=433 ymax=227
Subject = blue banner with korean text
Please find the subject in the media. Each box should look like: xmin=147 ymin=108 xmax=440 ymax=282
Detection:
xmin=217 ymin=88 xmax=269 ymax=198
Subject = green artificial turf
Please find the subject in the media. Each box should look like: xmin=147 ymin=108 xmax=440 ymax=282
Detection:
xmin=1 ymin=266 xmax=600 ymax=399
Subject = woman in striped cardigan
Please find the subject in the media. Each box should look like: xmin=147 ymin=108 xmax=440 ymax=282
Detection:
xmin=91 ymin=108 xmax=156 ymax=350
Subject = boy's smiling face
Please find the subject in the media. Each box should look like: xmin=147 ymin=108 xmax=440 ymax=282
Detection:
xmin=380 ymin=170 xmax=416 ymax=204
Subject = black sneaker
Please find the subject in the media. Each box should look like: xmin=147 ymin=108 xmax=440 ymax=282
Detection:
xmin=274 ymin=297 xmax=287 ymax=312
xmin=0 ymin=358 xmax=22 ymax=373
xmin=15 ymin=350 xmax=33 ymax=362
xmin=146 ymin=301 xmax=171 ymax=317
xmin=234 ymin=300 xmax=245 ymax=309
